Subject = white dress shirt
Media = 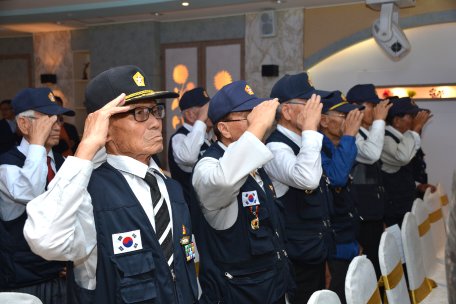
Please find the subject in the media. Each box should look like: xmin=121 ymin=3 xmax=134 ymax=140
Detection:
xmin=192 ymin=131 xmax=273 ymax=230
xmin=24 ymin=153 xmax=171 ymax=290
xmin=172 ymin=121 xmax=215 ymax=173
xmin=381 ymin=125 xmax=421 ymax=173
xmin=264 ymin=125 xmax=323 ymax=198
xmin=0 ymin=138 xmax=56 ymax=221
xmin=355 ymin=120 xmax=385 ymax=165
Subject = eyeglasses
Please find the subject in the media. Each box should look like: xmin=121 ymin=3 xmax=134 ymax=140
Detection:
xmin=287 ymin=102 xmax=307 ymax=105
xmin=223 ymin=119 xmax=247 ymax=123
xmin=326 ymin=113 xmax=346 ymax=118
xmin=25 ymin=116 xmax=65 ymax=126
xmin=122 ymin=105 xmax=165 ymax=122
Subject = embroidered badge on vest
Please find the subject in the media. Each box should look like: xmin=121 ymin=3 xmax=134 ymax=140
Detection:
xmin=242 ymin=190 xmax=259 ymax=207
xmin=112 ymin=229 xmax=143 ymax=254
xmin=182 ymin=224 xmax=187 ymax=235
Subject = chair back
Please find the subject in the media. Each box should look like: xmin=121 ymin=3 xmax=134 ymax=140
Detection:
xmin=345 ymin=256 xmax=382 ymax=304
xmin=308 ymin=290 xmax=341 ymax=304
xmin=423 ymin=188 xmax=446 ymax=263
xmin=437 ymin=182 xmax=450 ymax=233
xmin=0 ymin=292 xmax=43 ymax=304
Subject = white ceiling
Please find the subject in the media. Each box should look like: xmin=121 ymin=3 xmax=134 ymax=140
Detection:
xmin=0 ymin=0 xmax=364 ymax=38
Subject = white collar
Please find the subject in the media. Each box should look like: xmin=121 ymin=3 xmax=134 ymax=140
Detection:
xmin=17 ymin=138 xmax=55 ymax=161
xmin=276 ymin=124 xmax=302 ymax=148
xmin=217 ymin=141 xmax=228 ymax=151
xmin=386 ymin=125 xmax=403 ymax=138
xmin=106 ymin=154 xmax=160 ymax=179
xmin=183 ymin=123 xmax=193 ymax=132
xmin=206 ymin=128 xmax=216 ymax=141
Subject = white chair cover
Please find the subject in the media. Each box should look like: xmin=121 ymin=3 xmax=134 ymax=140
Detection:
xmin=423 ymin=188 xmax=446 ymax=264
xmin=0 ymin=292 xmax=43 ymax=304
xmin=401 ymin=213 xmax=448 ymax=303
xmin=411 ymin=199 xmax=447 ymax=287
xmin=308 ymin=290 xmax=341 ymax=304
xmin=436 ymin=183 xmax=450 ymax=233
xmin=379 ymin=232 xmax=411 ymax=304
xmin=445 ymin=168 xmax=456 ymax=303
xmin=345 ymin=256 xmax=382 ymax=304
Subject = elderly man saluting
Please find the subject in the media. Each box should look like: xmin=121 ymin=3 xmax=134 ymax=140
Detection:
xmin=24 ymin=65 xmax=198 ymax=304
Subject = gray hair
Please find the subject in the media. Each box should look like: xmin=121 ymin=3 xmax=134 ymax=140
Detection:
xmin=275 ymin=99 xmax=299 ymax=122
xmin=16 ymin=110 xmax=34 ymax=122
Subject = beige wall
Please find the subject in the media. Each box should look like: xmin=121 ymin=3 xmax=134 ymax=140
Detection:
xmin=304 ymin=0 xmax=456 ymax=61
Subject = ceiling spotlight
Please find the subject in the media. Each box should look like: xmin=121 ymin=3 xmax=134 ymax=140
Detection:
xmin=151 ymin=12 xmax=163 ymax=16
xmin=182 ymin=2 xmax=189 ymax=6
xmin=271 ymin=0 xmax=286 ymax=3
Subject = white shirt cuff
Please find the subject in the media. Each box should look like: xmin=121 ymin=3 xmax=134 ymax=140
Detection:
xmin=55 ymin=156 xmax=94 ymax=188
xmin=301 ymin=130 xmax=323 ymax=149
xmin=243 ymin=131 xmax=275 ymax=162
xmin=372 ymin=120 xmax=386 ymax=129
xmin=27 ymin=145 xmax=47 ymax=163
xmin=193 ymin=120 xmax=207 ymax=133
xmin=410 ymin=131 xmax=422 ymax=150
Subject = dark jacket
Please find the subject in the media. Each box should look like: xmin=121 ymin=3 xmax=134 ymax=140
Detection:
xmin=53 ymin=122 xmax=80 ymax=155
xmin=0 ymin=118 xmax=21 ymax=155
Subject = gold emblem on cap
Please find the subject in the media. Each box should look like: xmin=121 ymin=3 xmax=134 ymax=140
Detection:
xmin=411 ymin=99 xmax=417 ymax=107
xmin=203 ymin=91 xmax=208 ymax=98
xmin=245 ymin=85 xmax=254 ymax=95
xmin=133 ymin=72 xmax=145 ymax=87
xmin=375 ymin=89 xmax=378 ymax=96
xmin=308 ymin=78 xmax=314 ymax=87
xmin=341 ymin=93 xmax=347 ymax=102
xmin=48 ymin=93 xmax=55 ymax=102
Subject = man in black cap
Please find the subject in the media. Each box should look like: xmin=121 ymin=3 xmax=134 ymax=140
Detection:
xmin=0 ymin=99 xmax=22 ymax=155
xmin=52 ymin=96 xmax=80 ymax=157
xmin=381 ymin=97 xmax=432 ymax=228
xmin=168 ymin=87 xmax=213 ymax=206
xmin=190 ymin=80 xmax=296 ymax=304
xmin=345 ymin=84 xmax=392 ymax=279
xmin=0 ymin=88 xmax=74 ymax=303
xmin=265 ymin=73 xmax=336 ymax=303
xmin=24 ymin=65 xmax=198 ymax=304
xmin=319 ymin=92 xmax=364 ymax=304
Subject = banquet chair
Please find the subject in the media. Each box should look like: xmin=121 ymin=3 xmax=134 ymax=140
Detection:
xmin=436 ymin=183 xmax=450 ymax=233
xmin=0 ymin=292 xmax=43 ymax=304
xmin=423 ymin=188 xmax=446 ymax=264
xmin=345 ymin=256 xmax=382 ymax=304
xmin=308 ymin=290 xmax=341 ymax=304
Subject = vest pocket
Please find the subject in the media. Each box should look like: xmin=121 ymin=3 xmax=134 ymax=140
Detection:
xmin=330 ymin=217 xmax=356 ymax=244
xmin=333 ymin=190 xmax=350 ymax=214
xmin=299 ymin=188 xmax=324 ymax=220
xmin=356 ymin=185 xmax=383 ymax=219
xmin=285 ymin=230 xmax=326 ymax=263
xmin=13 ymin=251 xmax=64 ymax=284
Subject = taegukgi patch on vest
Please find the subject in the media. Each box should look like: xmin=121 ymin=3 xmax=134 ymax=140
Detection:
xmin=112 ymin=229 xmax=143 ymax=254
xmin=242 ymin=190 xmax=260 ymax=207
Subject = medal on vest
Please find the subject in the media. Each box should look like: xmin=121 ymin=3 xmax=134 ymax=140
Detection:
xmin=250 ymin=206 xmax=259 ymax=230
xmin=335 ymin=187 xmax=342 ymax=193
xmin=180 ymin=236 xmax=190 ymax=245
xmin=184 ymin=242 xmax=196 ymax=262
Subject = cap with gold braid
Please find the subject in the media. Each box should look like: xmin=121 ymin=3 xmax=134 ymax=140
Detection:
xmin=321 ymin=90 xmax=365 ymax=114
xmin=85 ymin=65 xmax=179 ymax=114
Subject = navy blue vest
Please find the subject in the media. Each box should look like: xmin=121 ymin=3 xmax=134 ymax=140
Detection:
xmin=382 ymin=131 xmax=416 ymax=219
xmin=67 ymin=162 xmax=198 ymax=304
xmin=321 ymin=144 xmax=361 ymax=244
xmin=190 ymin=142 xmax=296 ymax=304
xmin=265 ymin=129 xmax=336 ymax=264
xmin=0 ymin=147 xmax=66 ymax=289
xmin=412 ymin=148 xmax=427 ymax=185
xmin=350 ymin=129 xmax=385 ymax=221
xmin=168 ymin=126 xmax=210 ymax=208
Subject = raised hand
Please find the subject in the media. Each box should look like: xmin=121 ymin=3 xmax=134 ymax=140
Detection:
xmin=29 ymin=115 xmax=58 ymax=147
xmin=341 ymin=109 xmax=364 ymax=137
xmin=74 ymin=94 xmax=130 ymax=161
xmin=412 ymin=111 xmax=433 ymax=133
xmin=373 ymin=99 xmax=393 ymax=121
xmin=197 ymin=101 xmax=210 ymax=122
xmin=296 ymin=94 xmax=323 ymax=132
xmin=247 ymin=98 xmax=280 ymax=141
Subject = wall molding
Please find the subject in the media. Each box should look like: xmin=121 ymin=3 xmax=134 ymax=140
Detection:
xmin=304 ymin=10 xmax=456 ymax=69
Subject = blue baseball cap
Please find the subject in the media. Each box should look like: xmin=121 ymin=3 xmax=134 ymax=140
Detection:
xmin=322 ymin=91 xmax=365 ymax=113
xmin=179 ymin=87 xmax=210 ymax=111
xmin=208 ymin=81 xmax=268 ymax=124
xmin=270 ymin=73 xmax=333 ymax=103
xmin=346 ymin=84 xmax=383 ymax=104
xmin=11 ymin=88 xmax=75 ymax=116
xmin=388 ymin=97 xmax=428 ymax=116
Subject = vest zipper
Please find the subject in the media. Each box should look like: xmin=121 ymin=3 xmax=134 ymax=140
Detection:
xmin=171 ymin=269 xmax=176 ymax=281
xmin=349 ymin=212 xmax=353 ymax=218
xmin=283 ymin=249 xmax=288 ymax=258
xmin=323 ymin=221 xmax=327 ymax=228
xmin=276 ymin=229 xmax=279 ymax=238
xmin=277 ymin=252 xmax=281 ymax=260
xmin=225 ymin=272 xmax=233 ymax=279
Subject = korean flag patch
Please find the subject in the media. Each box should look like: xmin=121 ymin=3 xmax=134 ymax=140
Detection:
xmin=112 ymin=229 xmax=143 ymax=255
xmin=242 ymin=190 xmax=260 ymax=207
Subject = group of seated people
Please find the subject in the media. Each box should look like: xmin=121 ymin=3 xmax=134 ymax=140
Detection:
xmin=0 ymin=65 xmax=434 ymax=304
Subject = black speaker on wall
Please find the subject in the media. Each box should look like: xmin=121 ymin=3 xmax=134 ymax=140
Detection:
xmin=262 ymin=65 xmax=279 ymax=77
xmin=41 ymin=74 xmax=57 ymax=84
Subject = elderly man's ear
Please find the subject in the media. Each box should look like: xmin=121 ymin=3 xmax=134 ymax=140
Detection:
xmin=320 ymin=114 xmax=329 ymax=128
xmin=17 ymin=117 xmax=31 ymax=136
xmin=281 ymin=104 xmax=293 ymax=122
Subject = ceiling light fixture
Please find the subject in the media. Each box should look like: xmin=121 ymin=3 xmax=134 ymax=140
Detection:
xmin=271 ymin=0 xmax=286 ymax=3
xmin=55 ymin=21 xmax=62 ymax=25
xmin=182 ymin=2 xmax=189 ymax=6
xmin=151 ymin=12 xmax=163 ymax=16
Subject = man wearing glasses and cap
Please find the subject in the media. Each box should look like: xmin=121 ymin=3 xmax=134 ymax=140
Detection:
xmin=319 ymin=93 xmax=364 ymax=304
xmin=381 ymin=97 xmax=432 ymax=228
xmin=264 ymin=73 xmax=336 ymax=303
xmin=345 ymin=84 xmax=392 ymax=279
xmin=190 ymin=81 xmax=296 ymax=304
xmin=0 ymin=88 xmax=74 ymax=303
xmin=168 ymin=87 xmax=214 ymax=207
xmin=24 ymin=66 xmax=198 ymax=304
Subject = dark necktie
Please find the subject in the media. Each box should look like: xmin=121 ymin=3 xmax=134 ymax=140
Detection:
xmin=47 ymin=157 xmax=55 ymax=185
xmin=143 ymin=172 xmax=174 ymax=266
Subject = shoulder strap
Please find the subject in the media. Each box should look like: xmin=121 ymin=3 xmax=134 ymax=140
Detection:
xmin=358 ymin=129 xmax=368 ymax=140
xmin=321 ymin=143 xmax=333 ymax=159
xmin=385 ymin=130 xmax=400 ymax=144
xmin=0 ymin=147 xmax=26 ymax=166
xmin=265 ymin=129 xmax=300 ymax=155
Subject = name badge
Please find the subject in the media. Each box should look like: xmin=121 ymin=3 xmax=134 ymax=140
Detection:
xmin=242 ymin=190 xmax=260 ymax=207
xmin=112 ymin=229 xmax=143 ymax=255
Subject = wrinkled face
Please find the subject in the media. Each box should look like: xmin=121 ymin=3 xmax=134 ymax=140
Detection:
xmin=393 ymin=113 xmax=414 ymax=134
xmin=322 ymin=110 xmax=346 ymax=139
xmin=0 ymin=103 xmax=14 ymax=120
xmin=282 ymin=98 xmax=307 ymax=127
xmin=217 ymin=111 xmax=250 ymax=143
xmin=361 ymin=102 xmax=376 ymax=126
xmin=107 ymin=98 xmax=163 ymax=158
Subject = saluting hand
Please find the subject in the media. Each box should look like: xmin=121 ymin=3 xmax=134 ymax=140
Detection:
xmin=297 ymin=94 xmax=323 ymax=132
xmin=341 ymin=109 xmax=364 ymax=137
xmin=74 ymin=94 xmax=130 ymax=161
xmin=247 ymin=98 xmax=280 ymax=141
xmin=28 ymin=115 xmax=58 ymax=147
xmin=197 ymin=101 xmax=210 ymax=123
xmin=373 ymin=99 xmax=393 ymax=121
xmin=412 ymin=111 xmax=433 ymax=133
